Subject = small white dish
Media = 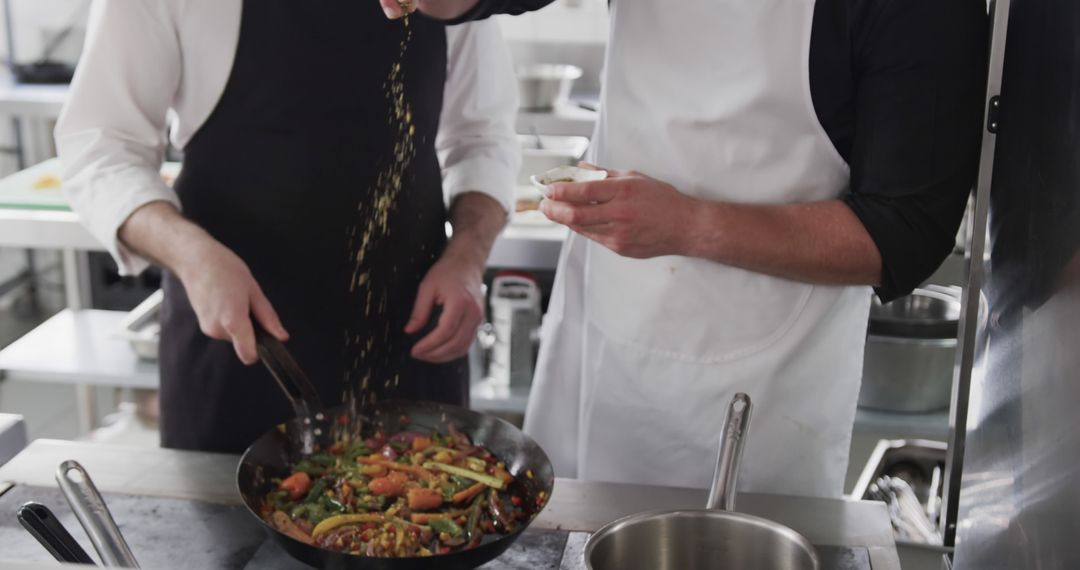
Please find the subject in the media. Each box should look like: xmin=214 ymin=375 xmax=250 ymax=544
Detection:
xmin=530 ymin=166 xmax=608 ymax=198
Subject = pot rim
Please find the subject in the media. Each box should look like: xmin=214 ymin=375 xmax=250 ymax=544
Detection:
xmin=584 ymin=508 xmax=821 ymax=570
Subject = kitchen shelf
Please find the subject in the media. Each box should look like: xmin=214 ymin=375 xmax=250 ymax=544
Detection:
xmin=0 ymin=309 xmax=158 ymax=389
xmin=488 ymin=221 xmax=567 ymax=270
xmin=516 ymin=100 xmax=598 ymax=138
xmin=0 ymin=309 xmax=534 ymax=417
xmin=469 ymin=377 xmax=531 ymax=415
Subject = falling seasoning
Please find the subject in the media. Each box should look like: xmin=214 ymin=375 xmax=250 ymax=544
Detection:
xmin=343 ymin=13 xmax=416 ymax=415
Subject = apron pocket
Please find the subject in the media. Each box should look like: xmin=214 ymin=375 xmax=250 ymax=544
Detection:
xmin=585 ymin=243 xmax=813 ymax=363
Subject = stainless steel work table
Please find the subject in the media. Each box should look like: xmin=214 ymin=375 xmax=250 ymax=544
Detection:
xmin=0 ymin=440 xmax=901 ymax=569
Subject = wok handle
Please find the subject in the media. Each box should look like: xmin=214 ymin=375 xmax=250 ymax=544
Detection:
xmin=56 ymin=461 xmax=139 ymax=568
xmin=253 ymin=319 xmax=325 ymax=417
xmin=705 ymin=393 xmax=753 ymax=512
xmin=17 ymin=501 xmax=96 ymax=565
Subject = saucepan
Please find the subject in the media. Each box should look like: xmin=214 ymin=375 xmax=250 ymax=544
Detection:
xmin=56 ymin=460 xmax=140 ymax=567
xmin=236 ymin=326 xmax=555 ymax=569
xmin=17 ymin=501 xmax=96 ymax=564
xmin=584 ymin=393 xmax=820 ymax=570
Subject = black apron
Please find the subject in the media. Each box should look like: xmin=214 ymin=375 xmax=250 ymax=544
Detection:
xmin=159 ymin=0 xmax=468 ymax=453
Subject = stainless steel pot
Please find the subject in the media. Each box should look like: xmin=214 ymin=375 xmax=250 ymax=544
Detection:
xmin=516 ymin=64 xmax=583 ymax=111
xmin=859 ymin=287 xmax=962 ymax=413
xmin=584 ymin=394 xmax=820 ymax=570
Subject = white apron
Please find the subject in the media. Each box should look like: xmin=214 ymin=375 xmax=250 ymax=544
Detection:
xmin=523 ymin=0 xmax=872 ymax=498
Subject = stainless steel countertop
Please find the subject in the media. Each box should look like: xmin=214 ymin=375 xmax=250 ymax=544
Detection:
xmin=0 ymin=440 xmax=900 ymax=569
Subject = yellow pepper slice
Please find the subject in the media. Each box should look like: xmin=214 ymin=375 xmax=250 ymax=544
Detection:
xmin=311 ymin=513 xmax=384 ymax=539
xmin=422 ymin=462 xmax=505 ymax=490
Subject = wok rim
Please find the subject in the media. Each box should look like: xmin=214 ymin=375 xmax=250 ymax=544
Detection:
xmin=235 ymin=399 xmax=555 ymax=567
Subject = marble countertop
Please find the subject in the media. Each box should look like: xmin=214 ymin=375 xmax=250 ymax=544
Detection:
xmin=0 ymin=440 xmax=901 ymax=569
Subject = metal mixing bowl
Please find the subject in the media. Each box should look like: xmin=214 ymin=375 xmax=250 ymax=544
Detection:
xmin=516 ymin=64 xmax=583 ymax=111
xmin=860 ymin=287 xmax=963 ymax=412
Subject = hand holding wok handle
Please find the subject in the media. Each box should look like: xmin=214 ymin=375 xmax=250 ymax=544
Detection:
xmin=252 ymin=318 xmax=325 ymax=418
xmin=17 ymin=501 xmax=96 ymax=564
xmin=253 ymin=319 xmax=326 ymax=454
xmin=55 ymin=461 xmax=139 ymax=568
xmin=705 ymin=393 xmax=753 ymax=512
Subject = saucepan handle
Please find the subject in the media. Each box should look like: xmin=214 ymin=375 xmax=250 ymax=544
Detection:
xmin=705 ymin=392 xmax=753 ymax=512
xmin=17 ymin=501 xmax=96 ymax=564
xmin=55 ymin=460 xmax=139 ymax=568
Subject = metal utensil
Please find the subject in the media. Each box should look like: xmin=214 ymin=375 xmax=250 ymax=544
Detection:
xmin=516 ymin=64 xmax=583 ymax=111
xmin=585 ymin=393 xmax=820 ymax=570
xmin=56 ymin=460 xmax=139 ymax=568
xmin=860 ymin=287 xmax=963 ymax=412
xmin=529 ymin=124 xmax=546 ymax=151
xmin=253 ymin=322 xmax=325 ymax=421
xmin=17 ymin=501 xmax=96 ymax=564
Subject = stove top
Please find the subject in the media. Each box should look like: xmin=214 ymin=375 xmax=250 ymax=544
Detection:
xmin=0 ymin=484 xmax=872 ymax=569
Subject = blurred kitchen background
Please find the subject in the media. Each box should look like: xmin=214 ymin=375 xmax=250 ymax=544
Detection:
xmin=0 ymin=1 xmax=974 ymax=565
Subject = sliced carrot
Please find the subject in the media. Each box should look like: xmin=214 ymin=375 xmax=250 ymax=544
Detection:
xmin=279 ymin=472 xmax=312 ymax=500
xmin=386 ymin=470 xmax=410 ymax=485
xmin=368 ymin=477 xmax=404 ymax=497
xmin=407 ymin=488 xmax=444 ymax=511
xmin=492 ymin=467 xmax=514 ymax=485
xmin=452 ymin=482 xmax=486 ymax=504
xmin=356 ymin=457 xmax=435 ymax=481
xmin=412 ymin=436 xmax=432 ymax=452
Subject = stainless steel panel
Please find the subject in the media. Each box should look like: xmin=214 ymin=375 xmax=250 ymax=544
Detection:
xmin=952 ymin=0 xmax=1080 ymax=566
xmin=941 ymin=0 xmax=1011 ymax=546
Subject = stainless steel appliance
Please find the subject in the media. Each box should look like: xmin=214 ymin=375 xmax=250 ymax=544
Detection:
xmin=488 ymin=273 xmax=542 ymax=389
xmin=950 ymin=0 xmax=1080 ymax=565
xmin=939 ymin=0 xmax=1080 ymax=566
xmin=859 ymin=287 xmax=961 ymax=412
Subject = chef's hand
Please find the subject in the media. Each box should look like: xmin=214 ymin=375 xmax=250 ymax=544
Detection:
xmin=118 ymin=202 xmax=289 ymax=365
xmin=179 ymin=241 xmax=289 ymax=365
xmin=541 ymin=166 xmax=698 ymax=258
xmin=405 ymin=253 xmax=486 ymax=363
xmin=379 ymin=0 xmax=480 ymax=20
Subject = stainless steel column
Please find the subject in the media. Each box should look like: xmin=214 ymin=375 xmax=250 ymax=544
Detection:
xmin=940 ymin=0 xmax=1012 ymax=549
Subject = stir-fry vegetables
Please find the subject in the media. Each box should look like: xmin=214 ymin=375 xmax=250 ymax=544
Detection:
xmin=260 ymin=418 xmax=541 ymax=557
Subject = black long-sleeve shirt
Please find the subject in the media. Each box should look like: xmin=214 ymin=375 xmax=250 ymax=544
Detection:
xmin=464 ymin=0 xmax=988 ymax=301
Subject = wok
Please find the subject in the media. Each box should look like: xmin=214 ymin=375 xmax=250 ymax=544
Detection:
xmin=237 ymin=328 xmax=555 ymax=570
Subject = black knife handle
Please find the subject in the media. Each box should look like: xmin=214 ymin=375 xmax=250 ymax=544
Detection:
xmin=17 ymin=501 xmax=96 ymax=564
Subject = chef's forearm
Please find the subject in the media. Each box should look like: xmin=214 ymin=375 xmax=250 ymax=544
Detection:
xmin=118 ymin=201 xmax=219 ymax=280
xmin=444 ymin=192 xmax=507 ymax=267
xmin=685 ymin=199 xmax=883 ymax=286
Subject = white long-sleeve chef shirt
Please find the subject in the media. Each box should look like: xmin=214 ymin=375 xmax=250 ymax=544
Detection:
xmin=55 ymin=0 xmax=519 ymax=276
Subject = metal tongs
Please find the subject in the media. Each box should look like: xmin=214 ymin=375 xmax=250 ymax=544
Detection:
xmin=253 ymin=322 xmax=326 ymax=454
